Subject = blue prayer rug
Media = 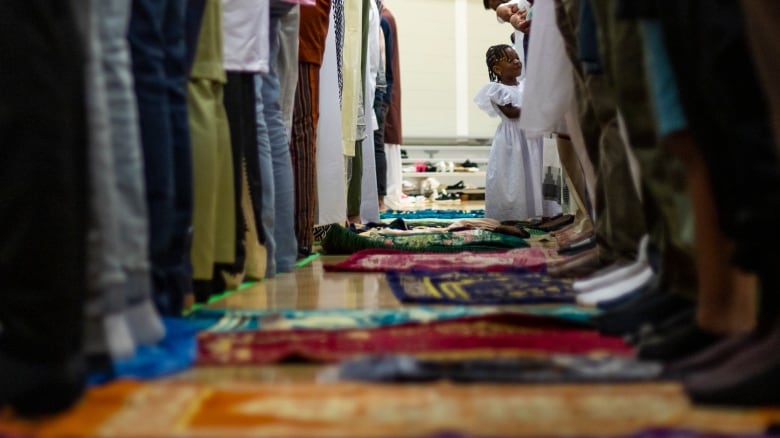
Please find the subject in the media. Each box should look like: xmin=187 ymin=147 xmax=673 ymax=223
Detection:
xmin=387 ymin=271 xmax=576 ymax=305
xmin=380 ymin=209 xmax=486 ymax=220
xmin=188 ymin=306 xmax=597 ymax=333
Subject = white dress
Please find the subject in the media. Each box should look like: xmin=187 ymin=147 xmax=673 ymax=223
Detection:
xmin=474 ymin=81 xmax=544 ymax=221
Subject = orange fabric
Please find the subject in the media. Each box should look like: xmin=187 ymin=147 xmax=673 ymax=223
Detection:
xmin=0 ymin=380 xmax=141 ymax=438
xmin=298 ymin=0 xmax=332 ymax=66
xmin=3 ymin=380 xmax=780 ymax=437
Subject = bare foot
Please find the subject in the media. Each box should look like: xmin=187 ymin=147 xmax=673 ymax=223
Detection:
xmin=347 ymin=215 xmax=361 ymax=225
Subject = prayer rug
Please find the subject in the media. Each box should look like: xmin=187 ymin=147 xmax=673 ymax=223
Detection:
xmin=2 ymin=380 xmax=779 ymax=437
xmin=321 ymin=225 xmax=528 ymax=255
xmin=334 ymin=355 xmax=665 ymax=383
xmin=380 ymin=209 xmax=485 ymax=220
xmin=323 ymin=247 xmax=563 ymax=273
xmin=387 ymin=270 xmax=576 ymax=305
xmin=196 ymin=314 xmax=632 ymax=365
xmin=188 ymin=306 xmax=598 ymax=332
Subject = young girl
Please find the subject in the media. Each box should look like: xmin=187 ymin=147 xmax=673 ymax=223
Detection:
xmin=474 ymin=44 xmax=544 ymax=221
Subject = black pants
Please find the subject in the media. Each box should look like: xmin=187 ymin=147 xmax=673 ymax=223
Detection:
xmin=0 ymin=0 xmax=88 ymax=363
xmin=374 ymin=93 xmax=389 ymax=197
xmin=220 ymin=72 xmax=263 ymax=284
xmin=659 ymin=0 xmax=780 ymax=273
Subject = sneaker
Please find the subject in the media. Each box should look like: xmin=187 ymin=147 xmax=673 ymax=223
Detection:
xmin=461 ymin=159 xmax=479 ymax=169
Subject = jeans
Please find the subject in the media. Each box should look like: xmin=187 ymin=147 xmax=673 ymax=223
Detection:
xmin=129 ymin=0 xmax=194 ymax=315
xmin=255 ymin=75 xmax=278 ymax=277
xmin=262 ymin=8 xmax=299 ymax=273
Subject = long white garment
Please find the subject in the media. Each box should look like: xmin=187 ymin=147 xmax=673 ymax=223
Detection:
xmin=474 ymin=81 xmax=544 ymax=221
xmin=384 ymin=143 xmax=403 ymax=210
xmin=359 ymin=0 xmax=381 ymax=223
xmin=341 ymin=0 xmax=363 ymax=155
xmin=518 ymin=0 xmax=573 ymax=138
xmin=317 ymin=5 xmax=348 ymax=226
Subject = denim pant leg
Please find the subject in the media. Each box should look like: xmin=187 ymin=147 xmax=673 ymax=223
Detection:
xmin=255 ymin=74 xmax=278 ymax=277
xmin=264 ymin=14 xmax=298 ymax=273
xmin=99 ymin=0 xmax=155 ymax=306
xmin=162 ymin=0 xmax=194 ymax=291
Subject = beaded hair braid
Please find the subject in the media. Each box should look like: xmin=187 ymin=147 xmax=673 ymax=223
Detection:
xmin=486 ymin=44 xmax=513 ymax=82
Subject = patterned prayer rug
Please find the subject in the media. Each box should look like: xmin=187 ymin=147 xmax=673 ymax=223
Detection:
xmin=188 ymin=306 xmax=598 ymax=333
xmin=380 ymin=209 xmax=486 ymax=220
xmin=196 ymin=314 xmax=631 ymax=365
xmin=323 ymin=247 xmax=563 ymax=273
xmin=321 ymin=225 xmax=529 ymax=255
xmin=387 ymin=270 xmax=576 ymax=305
xmin=2 ymin=380 xmax=779 ymax=437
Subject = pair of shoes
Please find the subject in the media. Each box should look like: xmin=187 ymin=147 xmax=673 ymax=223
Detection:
xmin=401 ymin=149 xmax=408 ymax=159
xmin=446 ymin=180 xmax=465 ymax=191
xmin=434 ymin=192 xmax=460 ymax=203
xmin=460 ymin=159 xmax=479 ymax=168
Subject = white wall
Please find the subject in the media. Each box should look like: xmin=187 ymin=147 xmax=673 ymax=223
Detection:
xmin=385 ymin=0 xmax=516 ymax=140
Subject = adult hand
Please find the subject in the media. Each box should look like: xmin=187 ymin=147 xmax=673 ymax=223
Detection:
xmin=496 ymin=3 xmax=520 ymax=22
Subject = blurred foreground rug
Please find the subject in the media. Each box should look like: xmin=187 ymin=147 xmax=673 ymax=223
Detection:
xmin=196 ymin=314 xmax=631 ymax=365
xmin=2 ymin=380 xmax=779 ymax=437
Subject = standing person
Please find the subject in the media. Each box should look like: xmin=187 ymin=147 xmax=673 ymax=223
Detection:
xmin=381 ymin=3 xmax=404 ymax=209
xmin=129 ymin=0 xmax=194 ymax=315
xmin=290 ymin=0 xmax=332 ymax=259
xmin=373 ymin=0 xmax=390 ymax=212
xmin=0 ymin=0 xmax=89 ymax=415
xmin=474 ymin=44 xmax=543 ymax=221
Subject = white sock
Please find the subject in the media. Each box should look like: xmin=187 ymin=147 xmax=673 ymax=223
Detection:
xmin=576 ymin=265 xmax=655 ymax=306
xmin=126 ymin=299 xmax=166 ymax=346
xmin=104 ymin=313 xmax=136 ymax=360
xmin=573 ymin=235 xmax=650 ymax=292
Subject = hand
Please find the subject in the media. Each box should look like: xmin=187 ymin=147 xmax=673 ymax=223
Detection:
xmin=496 ymin=3 xmax=520 ymax=22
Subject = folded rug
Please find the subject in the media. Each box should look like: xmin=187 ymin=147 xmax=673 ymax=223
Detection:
xmin=321 ymin=225 xmax=528 ymax=255
xmin=324 ymin=247 xmax=562 ymax=273
xmin=335 ymin=355 xmax=664 ymax=383
xmin=380 ymin=209 xmax=486 ymax=220
xmin=197 ymin=314 xmax=632 ymax=365
xmin=188 ymin=306 xmax=598 ymax=332
xmin=387 ymin=270 xmax=576 ymax=305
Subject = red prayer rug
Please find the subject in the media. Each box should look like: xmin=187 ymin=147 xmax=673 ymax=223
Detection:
xmin=197 ymin=314 xmax=633 ymax=365
xmin=324 ymin=247 xmax=563 ymax=273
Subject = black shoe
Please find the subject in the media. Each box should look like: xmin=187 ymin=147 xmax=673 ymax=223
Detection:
xmin=446 ymin=180 xmax=465 ymax=190
xmin=0 ymin=353 xmax=86 ymax=417
xmin=401 ymin=149 xmax=408 ymax=159
xmin=461 ymin=159 xmax=479 ymax=168
xmin=297 ymin=246 xmax=312 ymax=260
xmin=638 ymin=320 xmax=721 ymax=362
xmin=594 ymin=287 xmax=694 ymax=336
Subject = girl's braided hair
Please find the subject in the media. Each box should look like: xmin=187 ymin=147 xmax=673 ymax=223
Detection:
xmin=486 ymin=44 xmax=513 ymax=82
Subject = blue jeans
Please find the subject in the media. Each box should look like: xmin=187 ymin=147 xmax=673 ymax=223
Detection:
xmin=129 ymin=0 xmax=194 ymax=315
xmin=261 ymin=9 xmax=298 ymax=273
xmin=254 ymin=74 xmax=277 ymax=277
